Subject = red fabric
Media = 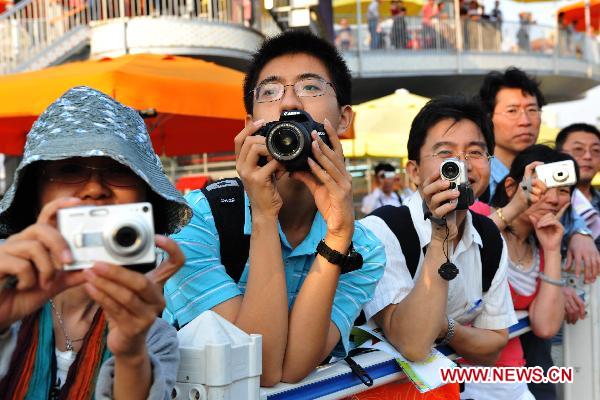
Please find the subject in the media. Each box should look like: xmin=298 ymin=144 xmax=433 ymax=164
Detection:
xmin=469 ymin=201 xmax=491 ymax=216
xmin=495 ymin=249 xmax=545 ymax=367
xmin=510 ymin=249 xmax=544 ymax=310
xmin=175 ymin=174 xmax=210 ymax=192
xmin=344 ymin=381 xmax=459 ymax=400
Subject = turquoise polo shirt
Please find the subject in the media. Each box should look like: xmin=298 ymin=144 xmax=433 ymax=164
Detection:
xmin=164 ymin=189 xmax=385 ymax=356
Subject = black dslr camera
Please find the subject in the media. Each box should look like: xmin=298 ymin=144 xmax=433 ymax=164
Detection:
xmin=255 ymin=110 xmax=333 ymax=171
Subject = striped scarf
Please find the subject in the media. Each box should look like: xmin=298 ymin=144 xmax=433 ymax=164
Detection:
xmin=0 ymin=303 xmax=112 ymax=400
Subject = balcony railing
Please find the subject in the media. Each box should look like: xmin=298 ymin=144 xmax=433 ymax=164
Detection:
xmin=0 ymin=0 xmax=258 ymax=74
xmin=334 ymin=15 xmax=600 ymax=64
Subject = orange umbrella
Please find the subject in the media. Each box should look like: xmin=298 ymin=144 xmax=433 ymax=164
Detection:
xmin=558 ymin=0 xmax=600 ymax=32
xmin=0 ymin=54 xmax=246 ymax=156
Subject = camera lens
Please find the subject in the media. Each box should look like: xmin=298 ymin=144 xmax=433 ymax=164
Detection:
xmin=271 ymin=127 xmax=301 ymax=158
xmin=553 ymin=169 xmax=568 ymax=182
xmin=114 ymin=226 xmax=139 ymax=248
xmin=441 ymin=161 xmax=460 ymax=180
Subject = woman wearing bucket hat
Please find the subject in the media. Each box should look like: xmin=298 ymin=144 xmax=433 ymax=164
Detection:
xmin=0 ymin=86 xmax=192 ymax=399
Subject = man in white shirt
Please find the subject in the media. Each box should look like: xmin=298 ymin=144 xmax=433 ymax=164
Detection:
xmin=360 ymin=96 xmax=517 ymax=369
xmin=361 ymin=163 xmax=402 ymax=215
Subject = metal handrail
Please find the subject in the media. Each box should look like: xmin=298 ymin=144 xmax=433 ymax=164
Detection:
xmin=334 ymin=15 xmax=600 ymax=64
xmin=0 ymin=0 xmax=258 ymax=74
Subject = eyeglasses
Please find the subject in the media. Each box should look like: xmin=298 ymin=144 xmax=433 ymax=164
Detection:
xmin=42 ymin=161 xmax=140 ymax=187
xmin=566 ymin=146 xmax=600 ymax=159
xmin=424 ymin=150 xmax=492 ymax=162
xmin=252 ymin=77 xmax=335 ymax=103
xmin=494 ymin=107 xmax=541 ymax=120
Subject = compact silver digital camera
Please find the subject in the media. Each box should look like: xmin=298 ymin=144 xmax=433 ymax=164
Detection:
xmin=440 ymin=158 xmax=474 ymax=210
xmin=535 ymin=160 xmax=577 ymax=188
xmin=58 ymin=202 xmax=156 ymax=272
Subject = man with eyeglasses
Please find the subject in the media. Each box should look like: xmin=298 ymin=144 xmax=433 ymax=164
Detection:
xmin=479 ymin=68 xmax=599 ymax=400
xmin=557 ymin=123 xmax=600 ymax=243
xmin=163 ymin=31 xmax=385 ymax=386
xmin=361 ymin=163 xmax=403 ymax=215
xmin=556 ymin=124 xmax=600 ymax=325
xmin=478 ymin=67 xmax=599 ymax=284
xmin=360 ymin=97 xmax=516 ymax=397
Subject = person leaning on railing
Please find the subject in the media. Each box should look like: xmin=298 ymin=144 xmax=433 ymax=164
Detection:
xmin=162 ymin=30 xmax=385 ymax=387
xmin=0 ymin=86 xmax=191 ymax=400
xmin=466 ymin=144 xmax=569 ymax=400
xmin=359 ymin=96 xmax=516 ymax=399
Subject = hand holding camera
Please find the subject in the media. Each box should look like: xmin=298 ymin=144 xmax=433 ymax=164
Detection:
xmin=0 ymin=198 xmax=184 ymax=345
xmin=0 ymin=197 xmax=86 ymax=332
xmin=289 ymin=117 xmax=355 ymax=246
xmin=234 ymin=118 xmax=285 ymax=219
xmin=514 ymin=161 xmax=547 ymax=209
xmin=421 ymin=170 xmax=462 ymax=243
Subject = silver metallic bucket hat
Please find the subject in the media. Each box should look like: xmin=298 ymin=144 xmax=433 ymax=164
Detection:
xmin=0 ymin=86 xmax=192 ymax=236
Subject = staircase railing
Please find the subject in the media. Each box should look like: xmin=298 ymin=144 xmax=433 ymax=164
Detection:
xmin=0 ymin=0 xmax=93 ymax=74
xmin=0 ymin=0 xmax=264 ymax=74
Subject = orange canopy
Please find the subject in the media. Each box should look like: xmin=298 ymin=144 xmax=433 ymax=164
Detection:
xmin=0 ymin=54 xmax=246 ymax=155
xmin=558 ymin=0 xmax=600 ymax=32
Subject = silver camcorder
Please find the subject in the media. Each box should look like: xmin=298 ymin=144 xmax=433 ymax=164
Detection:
xmin=440 ymin=158 xmax=474 ymax=210
xmin=535 ymin=160 xmax=577 ymax=188
xmin=58 ymin=202 xmax=156 ymax=273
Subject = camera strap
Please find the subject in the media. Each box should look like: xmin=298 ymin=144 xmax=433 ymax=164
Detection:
xmin=354 ymin=205 xmax=502 ymax=325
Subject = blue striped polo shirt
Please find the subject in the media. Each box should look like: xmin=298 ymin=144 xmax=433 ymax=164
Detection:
xmin=163 ymin=189 xmax=385 ymax=356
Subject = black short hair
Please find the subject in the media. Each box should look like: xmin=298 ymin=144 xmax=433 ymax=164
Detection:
xmin=407 ymin=95 xmax=494 ymax=162
xmin=491 ymin=144 xmax=579 ymax=208
xmin=478 ymin=67 xmax=546 ymax=115
xmin=556 ymin=123 xmax=600 ymax=151
xmin=374 ymin=162 xmax=395 ymax=175
xmin=243 ymin=30 xmax=352 ymax=115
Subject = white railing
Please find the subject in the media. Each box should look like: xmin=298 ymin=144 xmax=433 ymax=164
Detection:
xmin=0 ymin=0 xmax=258 ymax=74
xmin=0 ymin=0 xmax=90 ymax=74
xmin=334 ymin=15 xmax=600 ymax=63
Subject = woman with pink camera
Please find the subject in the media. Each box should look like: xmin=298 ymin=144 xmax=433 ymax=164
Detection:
xmin=0 ymin=86 xmax=191 ymax=399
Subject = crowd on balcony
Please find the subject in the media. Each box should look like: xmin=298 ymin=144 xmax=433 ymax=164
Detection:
xmin=0 ymin=29 xmax=599 ymax=400
xmin=335 ymin=0 xmax=596 ymax=58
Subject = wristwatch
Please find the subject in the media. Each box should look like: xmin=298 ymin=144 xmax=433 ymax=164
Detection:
xmin=435 ymin=317 xmax=456 ymax=346
xmin=438 ymin=261 xmax=459 ymax=281
xmin=316 ymin=240 xmax=364 ymax=274
xmin=575 ymin=228 xmax=593 ymax=237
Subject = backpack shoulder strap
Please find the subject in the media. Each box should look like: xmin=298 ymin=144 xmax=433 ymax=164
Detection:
xmin=370 ymin=205 xmax=421 ymax=278
xmin=394 ymin=191 xmax=403 ymax=204
xmin=470 ymin=211 xmax=503 ymax=292
xmin=201 ymin=178 xmax=249 ymax=283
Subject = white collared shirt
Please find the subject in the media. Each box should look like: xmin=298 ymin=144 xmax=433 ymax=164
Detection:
xmin=359 ymin=192 xmax=517 ymax=330
xmin=361 ymin=187 xmax=403 ymax=215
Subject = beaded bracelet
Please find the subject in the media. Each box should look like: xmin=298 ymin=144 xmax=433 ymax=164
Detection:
xmin=539 ymin=272 xmax=566 ymax=287
xmin=495 ymin=207 xmax=510 ymax=228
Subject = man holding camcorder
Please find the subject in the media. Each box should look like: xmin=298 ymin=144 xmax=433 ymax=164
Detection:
xmin=359 ymin=97 xmax=516 ymax=392
xmin=361 ymin=162 xmax=403 ymax=215
xmin=163 ymin=31 xmax=385 ymax=387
